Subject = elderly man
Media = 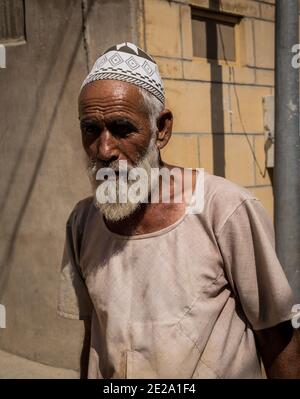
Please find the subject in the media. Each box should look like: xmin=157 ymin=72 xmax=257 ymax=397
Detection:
xmin=58 ymin=42 xmax=300 ymax=379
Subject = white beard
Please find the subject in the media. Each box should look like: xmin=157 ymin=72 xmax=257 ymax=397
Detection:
xmin=87 ymin=139 xmax=160 ymax=222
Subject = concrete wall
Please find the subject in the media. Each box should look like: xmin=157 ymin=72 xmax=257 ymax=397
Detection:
xmin=0 ymin=0 xmax=281 ymax=372
xmin=0 ymin=0 xmax=139 ymax=371
xmin=140 ymin=0 xmax=276 ymax=217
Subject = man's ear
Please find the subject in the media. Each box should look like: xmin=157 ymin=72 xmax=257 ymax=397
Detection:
xmin=156 ymin=109 xmax=173 ymax=150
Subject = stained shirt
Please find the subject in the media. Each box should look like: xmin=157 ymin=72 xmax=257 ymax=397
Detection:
xmin=57 ymin=172 xmax=295 ymax=378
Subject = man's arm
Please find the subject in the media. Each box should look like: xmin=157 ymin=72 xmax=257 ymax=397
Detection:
xmin=216 ymin=197 xmax=299 ymax=378
xmin=255 ymin=321 xmax=300 ymax=378
xmin=80 ymin=318 xmax=92 ymax=379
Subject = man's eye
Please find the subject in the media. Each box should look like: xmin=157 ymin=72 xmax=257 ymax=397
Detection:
xmin=111 ymin=126 xmax=132 ymax=137
xmin=82 ymin=125 xmax=98 ymax=135
xmin=109 ymin=122 xmax=136 ymax=138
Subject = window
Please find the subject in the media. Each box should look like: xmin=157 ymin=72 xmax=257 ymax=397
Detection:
xmin=191 ymin=8 xmax=240 ymax=62
xmin=0 ymin=0 xmax=26 ymax=44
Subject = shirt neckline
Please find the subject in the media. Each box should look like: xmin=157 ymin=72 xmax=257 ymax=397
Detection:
xmin=100 ymin=169 xmax=202 ymax=240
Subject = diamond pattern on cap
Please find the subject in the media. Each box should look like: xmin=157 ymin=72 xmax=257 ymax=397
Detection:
xmin=142 ymin=61 xmax=154 ymax=76
xmin=109 ymin=53 xmax=123 ymax=66
xmin=126 ymin=56 xmax=140 ymax=70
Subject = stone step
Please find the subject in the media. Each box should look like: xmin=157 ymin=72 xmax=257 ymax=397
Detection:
xmin=0 ymin=350 xmax=79 ymax=379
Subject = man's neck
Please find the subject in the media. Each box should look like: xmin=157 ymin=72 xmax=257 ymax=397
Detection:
xmin=104 ymin=165 xmax=197 ymax=236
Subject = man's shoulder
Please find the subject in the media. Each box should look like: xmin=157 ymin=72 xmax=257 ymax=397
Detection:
xmin=202 ymin=171 xmax=259 ymax=233
xmin=74 ymin=195 xmax=95 ymax=211
xmin=67 ymin=196 xmax=95 ymax=227
xmin=204 ymin=171 xmax=256 ymax=203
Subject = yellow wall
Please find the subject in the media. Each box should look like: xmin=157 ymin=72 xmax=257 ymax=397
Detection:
xmin=138 ymin=0 xmax=275 ymax=217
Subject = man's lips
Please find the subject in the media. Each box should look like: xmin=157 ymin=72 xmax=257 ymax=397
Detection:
xmin=100 ymin=170 xmax=129 ymax=180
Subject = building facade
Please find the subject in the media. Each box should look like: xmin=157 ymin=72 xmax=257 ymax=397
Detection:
xmin=0 ymin=0 xmax=280 ymax=372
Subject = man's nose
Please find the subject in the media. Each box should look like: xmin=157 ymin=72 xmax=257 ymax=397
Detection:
xmin=96 ymin=129 xmax=119 ymax=163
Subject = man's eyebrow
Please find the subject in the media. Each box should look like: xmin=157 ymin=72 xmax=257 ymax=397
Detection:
xmin=80 ymin=117 xmax=101 ymax=125
xmin=106 ymin=118 xmax=138 ymax=129
xmin=106 ymin=117 xmax=136 ymax=124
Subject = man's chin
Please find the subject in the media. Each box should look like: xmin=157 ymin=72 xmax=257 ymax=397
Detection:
xmin=94 ymin=197 xmax=142 ymax=223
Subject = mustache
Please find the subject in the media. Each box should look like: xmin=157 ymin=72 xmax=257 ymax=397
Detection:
xmin=87 ymin=158 xmax=135 ymax=173
xmin=87 ymin=138 xmax=159 ymax=178
xmin=87 ymin=142 xmax=151 ymax=172
xmin=87 ymin=149 xmax=151 ymax=173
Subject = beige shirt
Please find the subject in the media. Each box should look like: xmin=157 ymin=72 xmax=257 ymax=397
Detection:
xmin=57 ymin=172 xmax=295 ymax=379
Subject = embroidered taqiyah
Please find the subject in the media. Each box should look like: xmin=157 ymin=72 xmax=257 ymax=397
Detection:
xmin=81 ymin=42 xmax=165 ymax=104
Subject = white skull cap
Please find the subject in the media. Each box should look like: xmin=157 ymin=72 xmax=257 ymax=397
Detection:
xmin=81 ymin=42 xmax=165 ymax=105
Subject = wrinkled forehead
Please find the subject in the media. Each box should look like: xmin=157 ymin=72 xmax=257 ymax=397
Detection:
xmin=78 ymin=79 xmax=147 ymax=117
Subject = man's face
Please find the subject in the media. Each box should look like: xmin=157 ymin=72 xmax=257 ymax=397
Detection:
xmin=78 ymin=80 xmax=160 ymax=221
xmin=79 ymin=79 xmax=155 ymax=167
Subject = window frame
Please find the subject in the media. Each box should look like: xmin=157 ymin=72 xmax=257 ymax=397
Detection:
xmin=0 ymin=0 xmax=26 ymax=46
xmin=191 ymin=7 xmax=242 ymax=66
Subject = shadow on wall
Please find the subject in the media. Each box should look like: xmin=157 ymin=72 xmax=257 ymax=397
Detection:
xmin=0 ymin=0 xmax=95 ymax=302
xmin=207 ymin=0 xmax=225 ymax=178
xmin=206 ymin=0 xmax=272 ymax=187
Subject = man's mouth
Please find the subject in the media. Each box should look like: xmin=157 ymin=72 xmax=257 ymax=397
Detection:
xmin=100 ymin=170 xmax=129 ymax=180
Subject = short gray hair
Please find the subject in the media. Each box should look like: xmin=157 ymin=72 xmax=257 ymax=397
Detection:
xmin=138 ymin=87 xmax=164 ymax=134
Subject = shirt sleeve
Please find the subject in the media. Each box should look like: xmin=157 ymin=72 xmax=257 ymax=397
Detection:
xmin=57 ymin=204 xmax=93 ymax=320
xmin=217 ymin=198 xmax=296 ymax=331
